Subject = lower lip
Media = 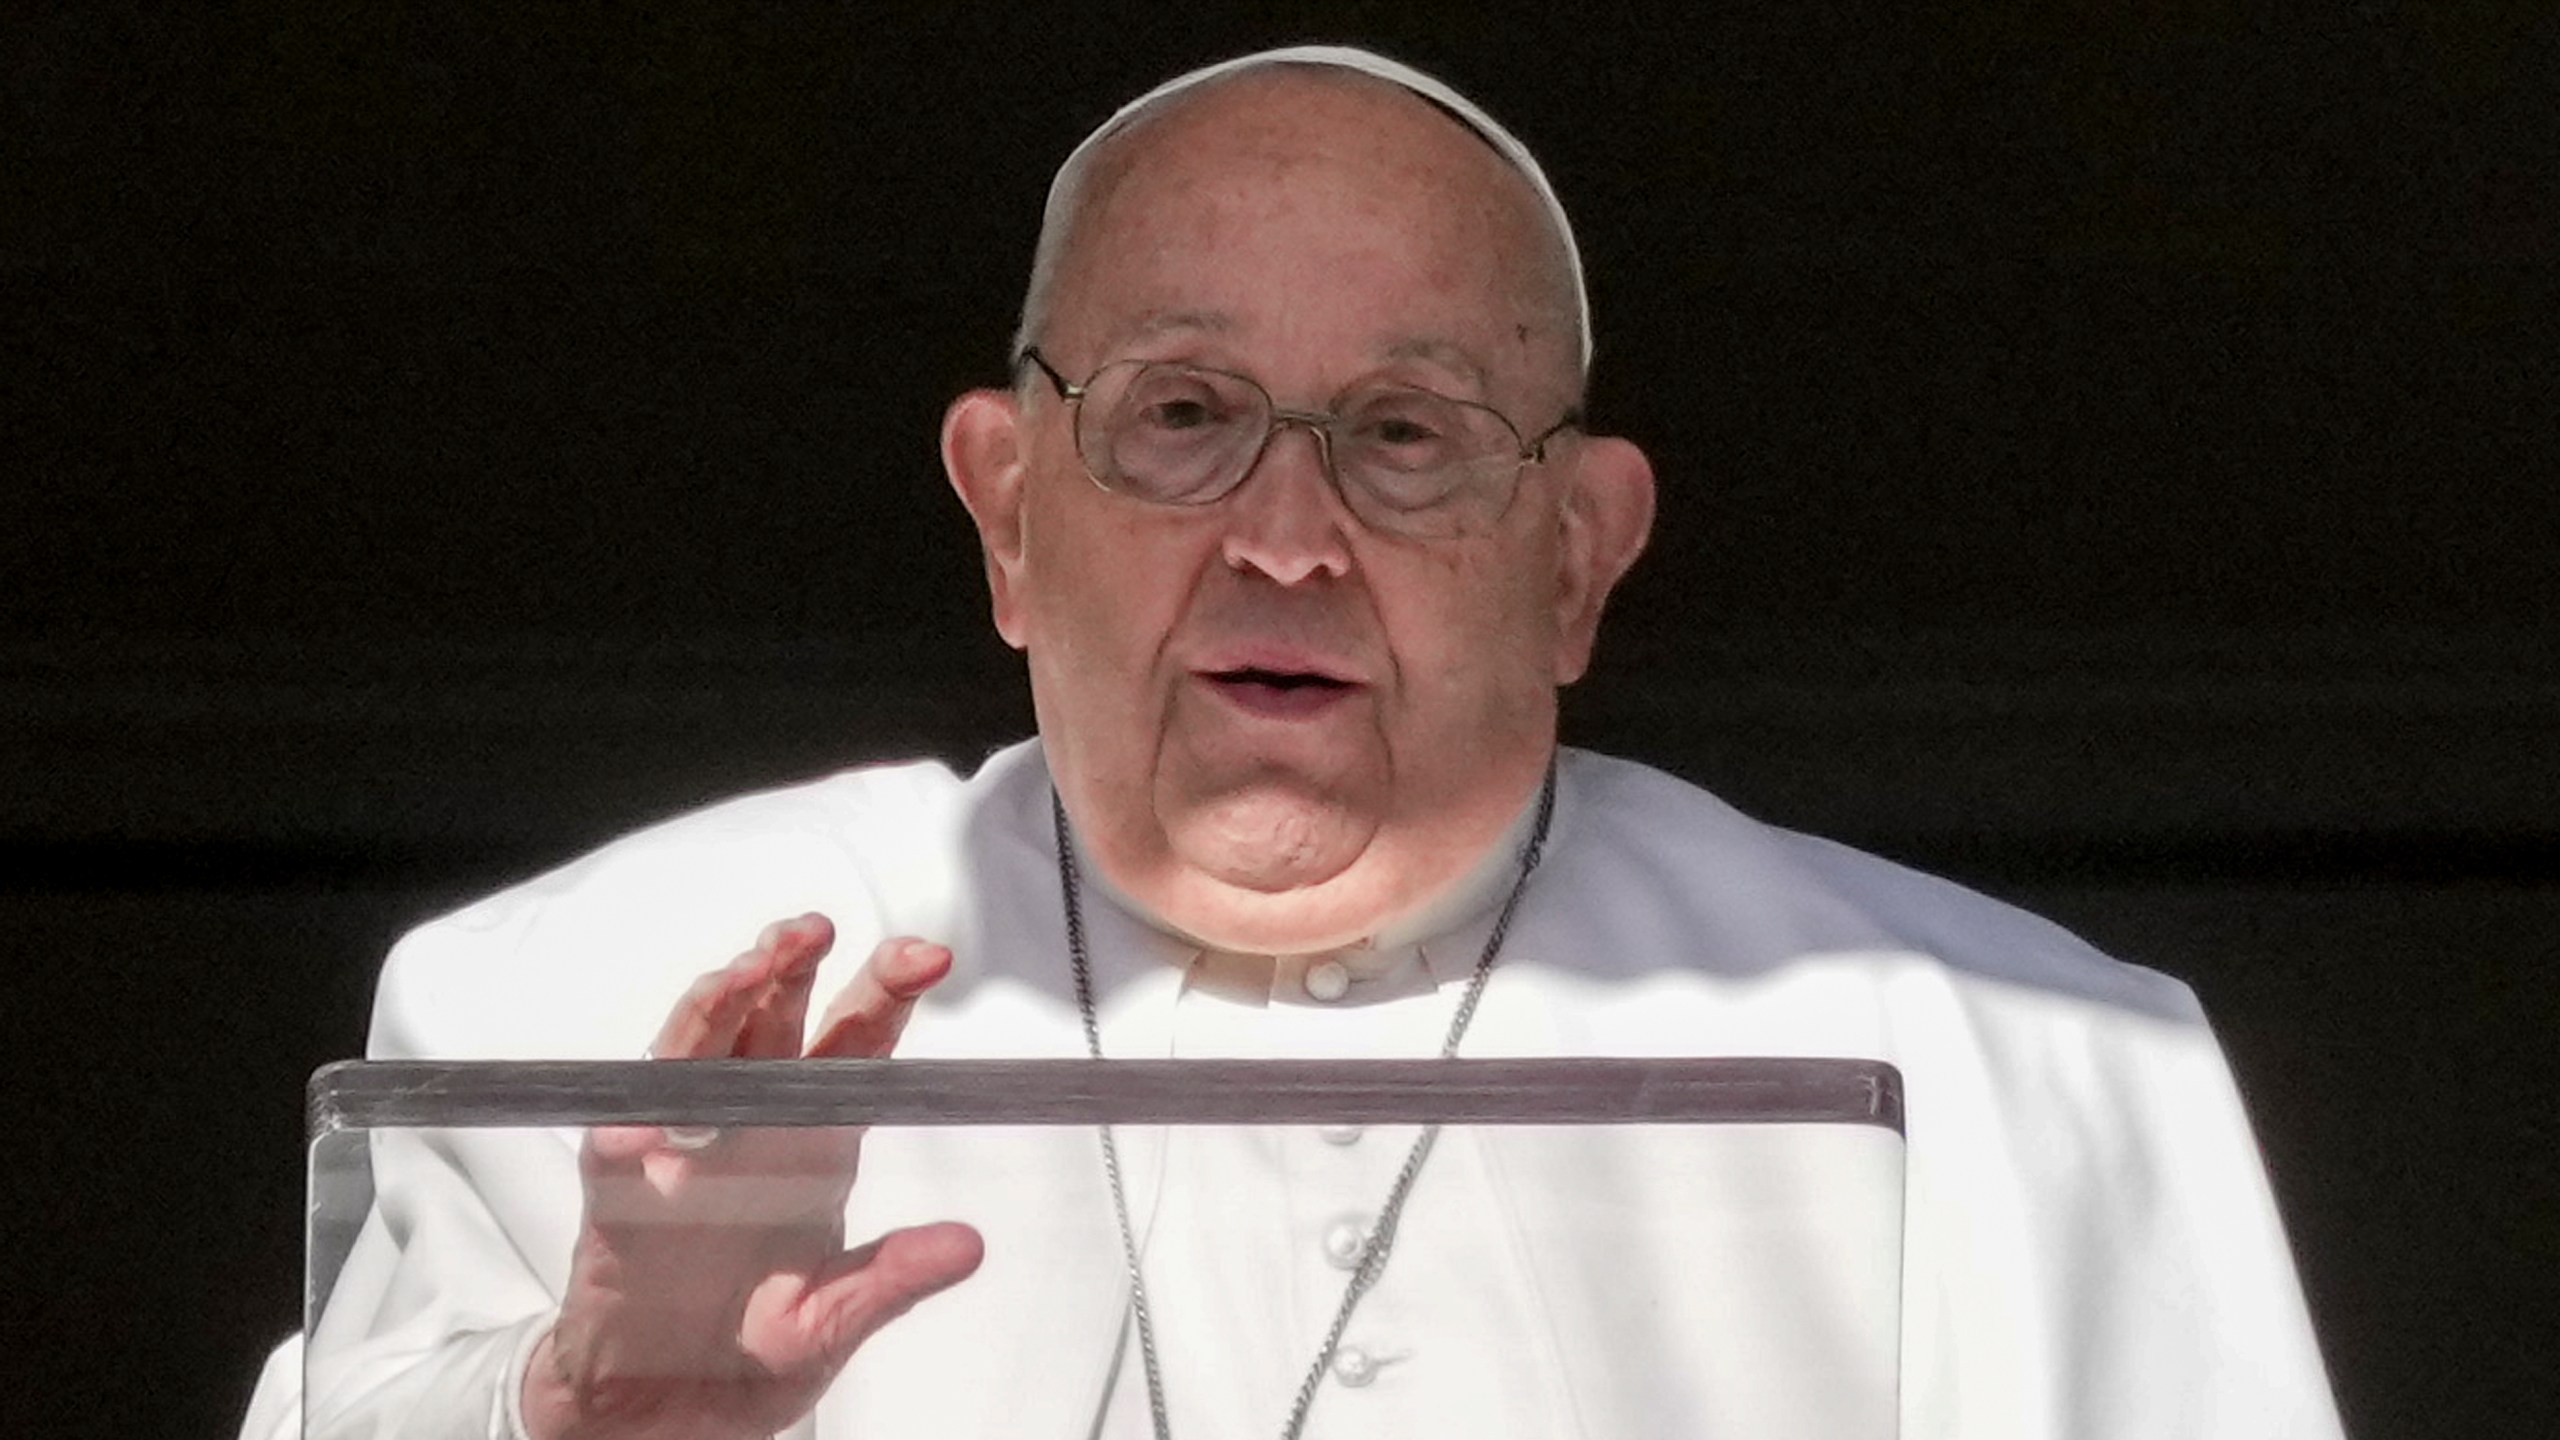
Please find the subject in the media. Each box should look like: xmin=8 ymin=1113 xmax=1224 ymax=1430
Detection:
xmin=1202 ymin=676 xmax=1362 ymax=719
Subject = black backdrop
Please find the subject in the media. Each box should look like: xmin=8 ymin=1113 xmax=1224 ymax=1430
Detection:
xmin=5 ymin=5 xmax=2554 ymax=1437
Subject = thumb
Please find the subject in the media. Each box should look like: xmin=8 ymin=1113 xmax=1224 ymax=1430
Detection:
xmin=804 ymin=1221 xmax=987 ymax=1364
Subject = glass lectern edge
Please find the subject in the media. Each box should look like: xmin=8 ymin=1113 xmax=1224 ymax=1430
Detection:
xmin=307 ymin=1056 xmax=1904 ymax=1135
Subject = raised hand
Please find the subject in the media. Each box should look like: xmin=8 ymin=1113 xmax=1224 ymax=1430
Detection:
xmin=522 ymin=916 xmax=985 ymax=1440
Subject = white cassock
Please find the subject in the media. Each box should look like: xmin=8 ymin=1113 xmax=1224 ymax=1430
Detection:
xmin=239 ymin=740 xmax=2343 ymax=1440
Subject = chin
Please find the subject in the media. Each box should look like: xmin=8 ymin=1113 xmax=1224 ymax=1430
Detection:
xmin=1152 ymin=868 xmax=1399 ymax=956
xmin=1173 ymin=788 xmax=1376 ymax=895
xmin=1131 ymin=791 xmax=1400 ymax=953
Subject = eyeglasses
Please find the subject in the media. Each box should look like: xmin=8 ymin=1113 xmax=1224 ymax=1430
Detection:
xmin=1018 ymin=347 xmax=1580 ymax=540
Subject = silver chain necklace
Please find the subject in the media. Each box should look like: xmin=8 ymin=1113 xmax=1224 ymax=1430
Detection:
xmin=1053 ymin=766 xmax=1556 ymax=1440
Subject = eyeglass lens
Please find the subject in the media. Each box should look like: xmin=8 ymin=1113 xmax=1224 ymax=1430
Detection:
xmin=1077 ymin=361 xmax=1524 ymax=534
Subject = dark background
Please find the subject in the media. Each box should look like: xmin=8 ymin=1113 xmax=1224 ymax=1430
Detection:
xmin=6 ymin=4 xmax=2554 ymax=1436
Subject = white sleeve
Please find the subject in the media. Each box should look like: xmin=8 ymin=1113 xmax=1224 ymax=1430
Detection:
xmin=293 ymin=1122 xmax=575 ymax=1440
xmin=236 ymin=760 xmax=962 ymax=1440
xmin=233 ymin=1147 xmax=561 ymax=1440
xmin=1895 ymin=973 xmax=2345 ymax=1439
xmin=237 ymin=1333 xmax=303 ymax=1440
xmin=2054 ymin=1013 xmax=2343 ymax=1438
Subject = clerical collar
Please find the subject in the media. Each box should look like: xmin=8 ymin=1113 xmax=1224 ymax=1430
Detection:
xmin=1061 ymin=776 xmax=1555 ymax=964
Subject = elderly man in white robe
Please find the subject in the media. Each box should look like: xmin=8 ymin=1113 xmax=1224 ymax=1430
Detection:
xmin=239 ymin=45 xmax=2344 ymax=1440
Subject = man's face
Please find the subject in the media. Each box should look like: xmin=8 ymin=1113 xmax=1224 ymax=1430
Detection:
xmin=946 ymin=71 xmax=1651 ymax=953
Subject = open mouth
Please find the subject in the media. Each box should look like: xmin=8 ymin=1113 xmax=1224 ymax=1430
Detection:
xmin=1212 ymin=667 xmax=1352 ymax=692
xmin=1202 ymin=666 xmax=1359 ymax=715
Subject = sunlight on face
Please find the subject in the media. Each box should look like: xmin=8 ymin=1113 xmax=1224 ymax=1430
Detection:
xmin=952 ymin=69 xmax=1644 ymax=953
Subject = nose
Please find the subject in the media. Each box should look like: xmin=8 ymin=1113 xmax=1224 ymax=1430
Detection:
xmin=1219 ymin=418 xmax=1355 ymax=585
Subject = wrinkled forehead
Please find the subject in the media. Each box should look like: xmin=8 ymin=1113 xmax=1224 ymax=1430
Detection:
xmin=1041 ymin=46 xmax=1591 ymax=374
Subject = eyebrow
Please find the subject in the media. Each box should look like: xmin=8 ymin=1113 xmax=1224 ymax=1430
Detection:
xmin=1113 ymin=310 xmax=1235 ymax=350
xmin=1101 ymin=315 xmax=1496 ymax=393
xmin=1381 ymin=337 xmax=1492 ymax=392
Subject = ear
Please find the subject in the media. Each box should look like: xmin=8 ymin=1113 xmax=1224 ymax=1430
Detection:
xmin=941 ymin=388 xmax=1033 ymax=650
xmin=1548 ymin=434 xmax=1656 ymax=685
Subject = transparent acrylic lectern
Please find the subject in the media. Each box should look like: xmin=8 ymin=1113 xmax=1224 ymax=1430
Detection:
xmin=306 ymin=1057 xmax=1904 ymax=1438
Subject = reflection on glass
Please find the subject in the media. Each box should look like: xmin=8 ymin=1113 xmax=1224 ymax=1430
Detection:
xmin=306 ymin=1059 xmax=1902 ymax=1439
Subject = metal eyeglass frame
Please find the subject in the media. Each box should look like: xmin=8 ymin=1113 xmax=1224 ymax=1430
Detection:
xmin=1016 ymin=346 xmax=1582 ymax=535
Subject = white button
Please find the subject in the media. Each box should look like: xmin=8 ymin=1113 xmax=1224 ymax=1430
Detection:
xmin=1321 ymin=1215 xmax=1371 ymax=1271
xmin=1331 ymin=1346 xmax=1379 ymax=1388
xmin=1304 ymin=960 xmax=1350 ymax=1001
xmin=1317 ymin=1123 xmax=1365 ymax=1146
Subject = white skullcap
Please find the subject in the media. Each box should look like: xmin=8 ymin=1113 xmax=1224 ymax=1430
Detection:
xmin=1035 ymin=44 xmax=1593 ymax=373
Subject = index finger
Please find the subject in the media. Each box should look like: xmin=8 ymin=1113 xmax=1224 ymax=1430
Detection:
xmin=808 ymin=937 xmax=952 ymax=1058
xmin=737 ymin=913 xmax=835 ymax=1057
xmin=648 ymin=913 xmax=836 ymax=1062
